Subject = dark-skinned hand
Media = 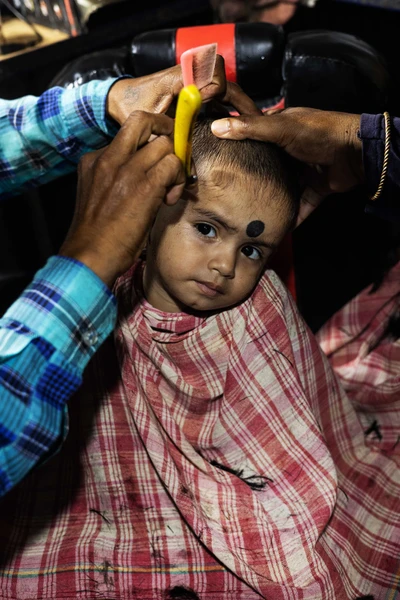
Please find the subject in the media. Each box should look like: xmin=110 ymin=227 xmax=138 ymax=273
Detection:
xmin=107 ymin=55 xmax=262 ymax=125
xmin=60 ymin=111 xmax=185 ymax=287
xmin=211 ymin=107 xmax=363 ymax=226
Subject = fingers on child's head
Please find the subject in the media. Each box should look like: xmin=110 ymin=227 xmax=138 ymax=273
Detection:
xmin=194 ymin=115 xmax=301 ymax=208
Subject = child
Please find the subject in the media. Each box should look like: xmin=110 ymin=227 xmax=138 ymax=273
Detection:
xmin=0 ymin=119 xmax=399 ymax=600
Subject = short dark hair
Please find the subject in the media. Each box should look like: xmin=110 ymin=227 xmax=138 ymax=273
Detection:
xmin=192 ymin=116 xmax=301 ymax=226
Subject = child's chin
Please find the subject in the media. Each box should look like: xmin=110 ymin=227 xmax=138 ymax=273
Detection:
xmin=181 ymin=297 xmax=235 ymax=315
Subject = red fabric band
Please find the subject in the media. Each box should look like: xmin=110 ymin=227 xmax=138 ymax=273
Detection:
xmin=176 ymin=24 xmax=237 ymax=82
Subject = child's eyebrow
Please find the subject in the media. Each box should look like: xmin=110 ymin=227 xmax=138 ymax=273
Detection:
xmin=193 ymin=208 xmax=278 ymax=250
xmin=193 ymin=208 xmax=239 ymax=233
xmin=255 ymin=240 xmax=278 ymax=251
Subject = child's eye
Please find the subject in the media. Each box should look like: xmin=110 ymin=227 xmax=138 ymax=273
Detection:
xmin=195 ymin=223 xmax=217 ymax=238
xmin=242 ymin=245 xmax=261 ymax=261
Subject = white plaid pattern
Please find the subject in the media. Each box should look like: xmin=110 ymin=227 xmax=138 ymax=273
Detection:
xmin=0 ymin=261 xmax=399 ymax=600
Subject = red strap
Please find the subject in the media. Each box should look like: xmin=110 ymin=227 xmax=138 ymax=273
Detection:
xmin=176 ymin=24 xmax=237 ymax=82
xmin=229 ymin=96 xmax=285 ymax=116
xmin=261 ymin=97 xmax=285 ymax=113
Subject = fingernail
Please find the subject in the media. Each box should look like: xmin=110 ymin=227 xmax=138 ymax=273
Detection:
xmin=211 ymin=119 xmax=229 ymax=136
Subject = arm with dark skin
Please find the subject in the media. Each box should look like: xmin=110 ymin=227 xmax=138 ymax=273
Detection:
xmin=0 ymin=66 xmax=259 ymax=496
xmin=60 ymin=111 xmax=185 ymax=287
xmin=0 ymin=112 xmax=184 ymax=497
xmin=107 ymin=55 xmax=261 ymax=125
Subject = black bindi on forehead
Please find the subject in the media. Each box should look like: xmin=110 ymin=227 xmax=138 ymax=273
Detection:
xmin=246 ymin=220 xmax=265 ymax=238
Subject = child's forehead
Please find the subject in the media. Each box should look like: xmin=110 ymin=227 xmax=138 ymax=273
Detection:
xmin=199 ymin=165 xmax=256 ymax=195
xmin=186 ymin=193 xmax=270 ymax=225
xmin=193 ymin=168 xmax=277 ymax=218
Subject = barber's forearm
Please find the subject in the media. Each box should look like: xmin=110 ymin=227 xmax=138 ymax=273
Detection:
xmin=0 ymin=79 xmax=121 ymax=199
xmin=360 ymin=113 xmax=400 ymax=222
xmin=0 ymin=256 xmax=117 ymax=496
xmin=59 ymin=235 xmax=143 ymax=288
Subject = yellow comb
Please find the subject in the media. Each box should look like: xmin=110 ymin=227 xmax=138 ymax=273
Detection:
xmin=174 ymin=84 xmax=202 ymax=178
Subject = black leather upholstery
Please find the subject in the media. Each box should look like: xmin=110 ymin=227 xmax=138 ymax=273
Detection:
xmin=130 ymin=24 xmax=285 ymax=103
xmin=49 ymin=47 xmax=129 ymax=89
xmin=284 ymin=30 xmax=388 ymax=112
xmin=49 ymin=24 xmax=389 ymax=115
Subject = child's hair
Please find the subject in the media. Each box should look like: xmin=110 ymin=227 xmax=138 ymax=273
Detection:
xmin=192 ymin=116 xmax=301 ymax=227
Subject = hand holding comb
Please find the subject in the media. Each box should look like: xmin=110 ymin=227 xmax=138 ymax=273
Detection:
xmin=174 ymin=44 xmax=217 ymax=180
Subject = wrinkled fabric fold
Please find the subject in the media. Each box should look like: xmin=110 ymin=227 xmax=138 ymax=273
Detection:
xmin=0 ymin=261 xmax=399 ymax=600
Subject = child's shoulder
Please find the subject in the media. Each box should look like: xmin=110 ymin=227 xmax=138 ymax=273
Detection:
xmin=249 ymin=269 xmax=291 ymax=316
xmin=113 ymin=259 xmax=143 ymax=313
xmin=233 ymin=269 xmax=293 ymax=342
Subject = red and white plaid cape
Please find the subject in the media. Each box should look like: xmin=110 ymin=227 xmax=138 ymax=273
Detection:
xmin=0 ymin=260 xmax=399 ymax=600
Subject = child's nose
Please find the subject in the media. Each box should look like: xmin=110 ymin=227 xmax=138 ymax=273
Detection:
xmin=208 ymin=247 xmax=236 ymax=279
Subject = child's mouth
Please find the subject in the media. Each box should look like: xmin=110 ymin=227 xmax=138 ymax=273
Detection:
xmin=196 ymin=281 xmax=223 ymax=297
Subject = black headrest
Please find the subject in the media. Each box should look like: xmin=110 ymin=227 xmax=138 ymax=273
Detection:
xmin=49 ymin=24 xmax=389 ymax=113
xmin=284 ymin=30 xmax=388 ymax=113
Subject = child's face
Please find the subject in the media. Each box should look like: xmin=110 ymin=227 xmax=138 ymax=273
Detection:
xmin=143 ymin=168 xmax=292 ymax=313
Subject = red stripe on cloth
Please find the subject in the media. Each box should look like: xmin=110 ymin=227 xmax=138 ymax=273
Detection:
xmin=1 ymin=262 xmax=400 ymax=599
xmin=176 ymin=24 xmax=237 ymax=82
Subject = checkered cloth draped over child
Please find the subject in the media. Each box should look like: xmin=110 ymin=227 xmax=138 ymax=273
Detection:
xmin=0 ymin=116 xmax=399 ymax=600
xmin=0 ymin=258 xmax=399 ymax=600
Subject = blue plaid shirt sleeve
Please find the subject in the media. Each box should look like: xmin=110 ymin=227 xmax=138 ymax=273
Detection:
xmin=0 ymin=78 xmax=120 ymax=198
xmin=0 ymin=255 xmax=117 ymax=496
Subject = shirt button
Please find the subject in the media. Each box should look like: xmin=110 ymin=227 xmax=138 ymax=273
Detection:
xmin=82 ymin=329 xmax=99 ymax=346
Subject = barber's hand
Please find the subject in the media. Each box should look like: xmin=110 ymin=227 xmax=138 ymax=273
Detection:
xmin=60 ymin=111 xmax=185 ymax=287
xmin=211 ymin=107 xmax=363 ymax=226
xmin=107 ymin=55 xmax=261 ymax=125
